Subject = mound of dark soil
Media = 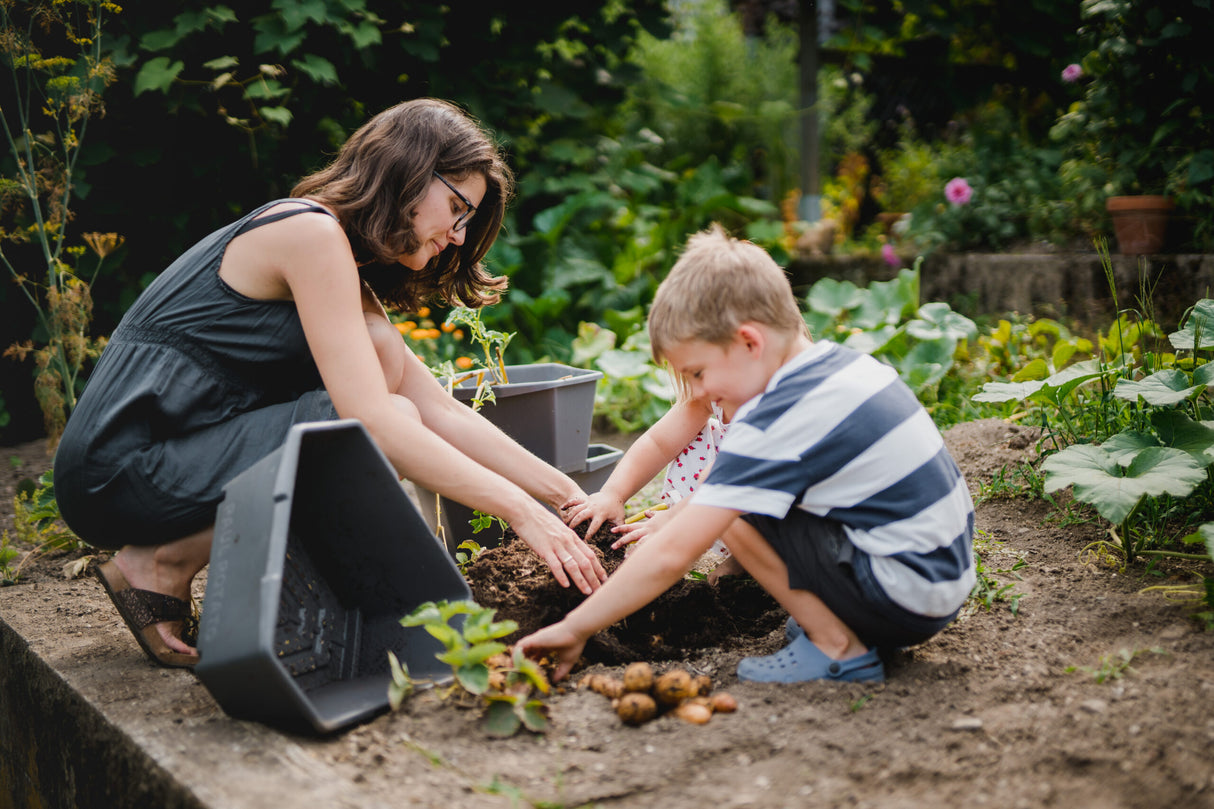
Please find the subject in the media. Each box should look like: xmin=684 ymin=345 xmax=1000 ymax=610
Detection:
xmin=466 ymin=523 xmax=784 ymax=663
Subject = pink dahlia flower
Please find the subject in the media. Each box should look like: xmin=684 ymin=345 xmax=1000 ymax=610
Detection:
xmin=881 ymin=243 xmax=900 ymax=268
xmin=945 ymin=177 xmax=973 ymax=206
xmin=1061 ymin=63 xmax=1083 ymax=83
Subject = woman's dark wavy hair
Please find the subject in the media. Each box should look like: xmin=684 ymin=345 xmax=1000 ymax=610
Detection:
xmin=291 ymin=98 xmax=513 ymax=311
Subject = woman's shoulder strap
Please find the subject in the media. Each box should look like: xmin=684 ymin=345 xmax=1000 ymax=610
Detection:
xmin=238 ymin=198 xmax=337 ymax=233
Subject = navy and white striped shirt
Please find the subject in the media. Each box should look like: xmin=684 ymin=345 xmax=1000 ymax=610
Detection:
xmin=695 ymin=342 xmax=976 ymax=618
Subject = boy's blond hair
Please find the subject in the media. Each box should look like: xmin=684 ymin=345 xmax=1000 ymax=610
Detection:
xmin=649 ymin=224 xmax=805 ymax=362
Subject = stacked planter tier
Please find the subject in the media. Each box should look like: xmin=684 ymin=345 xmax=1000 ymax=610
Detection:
xmin=421 ymin=363 xmax=621 ymax=552
xmin=195 ymin=420 xmax=469 ymax=735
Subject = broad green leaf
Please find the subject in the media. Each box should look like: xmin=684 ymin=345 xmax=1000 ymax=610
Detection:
xmin=245 ymin=78 xmax=288 ymax=101
xmin=803 ymin=310 xmax=835 ymax=340
xmin=1113 ymin=369 xmax=1203 ymax=405
xmin=806 ymin=278 xmax=863 ymax=317
xmin=400 ymin=601 xmax=441 ymax=626
xmin=1179 ymin=523 xmax=1214 ymax=559
xmin=905 ymin=302 xmax=978 ymax=343
xmin=259 ymin=106 xmax=292 ymax=126
xmin=511 ymin=650 xmax=551 ymax=695
xmin=203 ymin=56 xmax=240 ymax=70
xmin=133 ymin=57 xmax=184 ymax=95
xmin=520 ymin=700 xmax=550 ymax=732
xmin=291 ymin=53 xmax=338 ymax=85
xmin=424 ymin=622 xmax=464 ymax=650
xmin=596 ymin=349 xmax=655 ymax=380
xmin=275 ymin=0 xmax=329 ymax=30
xmin=1043 ymin=445 xmax=1206 ymax=525
xmin=1151 ymin=410 xmax=1214 ymax=464
xmin=1168 ymin=299 xmax=1214 ymax=350
xmin=1100 ymin=430 xmax=1158 ymax=466
xmin=571 ymin=322 xmax=616 ymax=366
xmin=1012 ymin=358 xmax=1049 ymax=382
xmin=139 ymin=29 xmax=185 ymax=51
xmin=843 ymin=324 xmax=898 ymax=355
xmin=483 ymin=699 xmax=522 ymax=736
xmin=455 ymin=662 xmax=491 ymax=695
xmin=973 ymin=379 xmax=1045 ymax=403
xmin=1194 ymin=362 xmax=1214 ymax=387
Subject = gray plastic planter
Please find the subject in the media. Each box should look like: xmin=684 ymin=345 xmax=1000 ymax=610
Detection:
xmin=451 ymin=363 xmax=602 ymax=473
xmin=417 ymin=442 xmax=623 ymax=553
xmin=195 ymin=419 xmax=469 ymax=735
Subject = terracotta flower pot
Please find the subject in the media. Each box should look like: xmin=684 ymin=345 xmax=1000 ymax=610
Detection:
xmin=1106 ymin=195 xmax=1174 ymax=255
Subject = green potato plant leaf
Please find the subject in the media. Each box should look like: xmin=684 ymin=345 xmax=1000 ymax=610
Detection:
xmin=1042 ymin=445 xmax=1207 ymax=525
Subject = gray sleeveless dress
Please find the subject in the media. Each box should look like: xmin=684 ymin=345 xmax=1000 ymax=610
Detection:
xmin=55 ymin=201 xmax=341 ymax=549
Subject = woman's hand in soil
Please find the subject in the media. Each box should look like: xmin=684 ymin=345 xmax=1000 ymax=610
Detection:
xmin=513 ymin=509 xmax=608 ymax=594
xmin=515 ymin=621 xmax=585 ymax=682
xmin=562 ymin=491 xmax=626 ymax=539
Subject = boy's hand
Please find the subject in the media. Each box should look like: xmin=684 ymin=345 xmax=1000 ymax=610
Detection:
xmin=562 ymin=491 xmax=626 ymax=539
xmin=515 ymin=620 xmax=586 ymax=682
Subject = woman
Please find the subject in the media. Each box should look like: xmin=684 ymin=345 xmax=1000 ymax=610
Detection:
xmin=55 ymin=98 xmax=607 ymax=668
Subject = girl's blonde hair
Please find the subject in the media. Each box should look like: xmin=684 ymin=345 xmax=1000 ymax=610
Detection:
xmin=649 ymin=224 xmax=804 ymax=363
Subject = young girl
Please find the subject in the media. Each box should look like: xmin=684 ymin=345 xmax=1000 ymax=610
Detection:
xmin=562 ymin=374 xmax=742 ymax=580
xmin=54 ymin=99 xmax=607 ymax=669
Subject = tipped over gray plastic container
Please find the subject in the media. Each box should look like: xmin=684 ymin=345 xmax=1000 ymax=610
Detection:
xmin=417 ymin=442 xmax=623 ymax=553
xmin=195 ymin=419 xmax=469 ymax=735
xmin=451 ymin=363 xmax=602 ymax=473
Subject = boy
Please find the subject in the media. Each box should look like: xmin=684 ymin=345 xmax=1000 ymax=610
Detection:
xmin=520 ymin=225 xmax=975 ymax=684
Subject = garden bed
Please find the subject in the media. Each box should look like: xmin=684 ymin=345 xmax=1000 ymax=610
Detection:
xmin=2 ymin=419 xmax=1213 ymax=808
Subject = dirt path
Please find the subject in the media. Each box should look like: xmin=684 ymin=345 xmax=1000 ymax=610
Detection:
xmin=2 ymin=419 xmax=1213 ymax=808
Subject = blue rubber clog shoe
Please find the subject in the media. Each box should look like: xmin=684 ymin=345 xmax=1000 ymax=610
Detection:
xmin=737 ymin=633 xmax=885 ymax=684
xmin=785 ymin=615 xmax=804 ymax=642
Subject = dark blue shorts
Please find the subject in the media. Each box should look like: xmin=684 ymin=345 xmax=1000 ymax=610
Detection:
xmin=742 ymin=509 xmax=957 ymax=649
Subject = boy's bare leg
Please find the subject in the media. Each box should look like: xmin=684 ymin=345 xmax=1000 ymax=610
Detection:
xmin=720 ymin=519 xmax=870 ymax=661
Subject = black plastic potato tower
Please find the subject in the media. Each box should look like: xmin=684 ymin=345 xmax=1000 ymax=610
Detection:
xmin=195 ymin=419 xmax=469 ymax=735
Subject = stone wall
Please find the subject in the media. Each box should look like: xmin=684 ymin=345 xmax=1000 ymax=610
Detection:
xmin=788 ymin=253 xmax=1214 ymax=331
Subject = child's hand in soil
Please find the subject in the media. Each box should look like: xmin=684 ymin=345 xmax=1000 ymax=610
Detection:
xmin=609 ymin=504 xmax=672 ymax=551
xmin=515 ymin=620 xmax=586 ymax=682
xmin=562 ymin=490 xmax=626 ymax=539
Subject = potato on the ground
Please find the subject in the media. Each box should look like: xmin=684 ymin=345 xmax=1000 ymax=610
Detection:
xmin=654 ymin=669 xmax=695 ymax=705
xmin=616 ymin=692 xmax=658 ymax=726
xmin=673 ymin=701 xmax=713 ymax=724
xmin=709 ymin=692 xmax=738 ymax=713
xmin=622 ymin=661 xmax=655 ymax=693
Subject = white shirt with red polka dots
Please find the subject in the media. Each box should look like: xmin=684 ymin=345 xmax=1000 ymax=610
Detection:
xmin=660 ymin=402 xmax=729 ymax=554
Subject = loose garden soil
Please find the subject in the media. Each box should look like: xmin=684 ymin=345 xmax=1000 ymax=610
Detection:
xmin=2 ymin=418 xmax=1213 ymax=808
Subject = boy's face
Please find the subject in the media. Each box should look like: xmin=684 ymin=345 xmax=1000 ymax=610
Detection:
xmin=664 ymin=333 xmax=769 ymax=414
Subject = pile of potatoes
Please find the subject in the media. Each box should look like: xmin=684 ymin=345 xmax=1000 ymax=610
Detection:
xmin=578 ymin=662 xmax=738 ymax=726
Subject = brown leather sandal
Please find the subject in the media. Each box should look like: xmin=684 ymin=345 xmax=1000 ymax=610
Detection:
xmin=93 ymin=559 xmax=200 ymax=668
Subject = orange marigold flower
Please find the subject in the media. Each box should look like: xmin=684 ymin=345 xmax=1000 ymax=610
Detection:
xmin=417 ymin=306 xmax=431 ymax=318
xmin=455 ymin=356 xmax=474 ymax=370
xmin=395 ymin=322 xmax=410 ymax=335
xmin=441 ymin=322 xmax=456 ymax=333
xmin=453 ymin=329 xmax=464 ymax=340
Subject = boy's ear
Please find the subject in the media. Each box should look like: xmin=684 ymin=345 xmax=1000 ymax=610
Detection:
xmin=736 ymin=323 xmax=764 ymax=353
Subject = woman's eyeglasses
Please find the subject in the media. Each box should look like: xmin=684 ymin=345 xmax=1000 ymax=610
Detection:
xmin=433 ymin=171 xmax=476 ymax=232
